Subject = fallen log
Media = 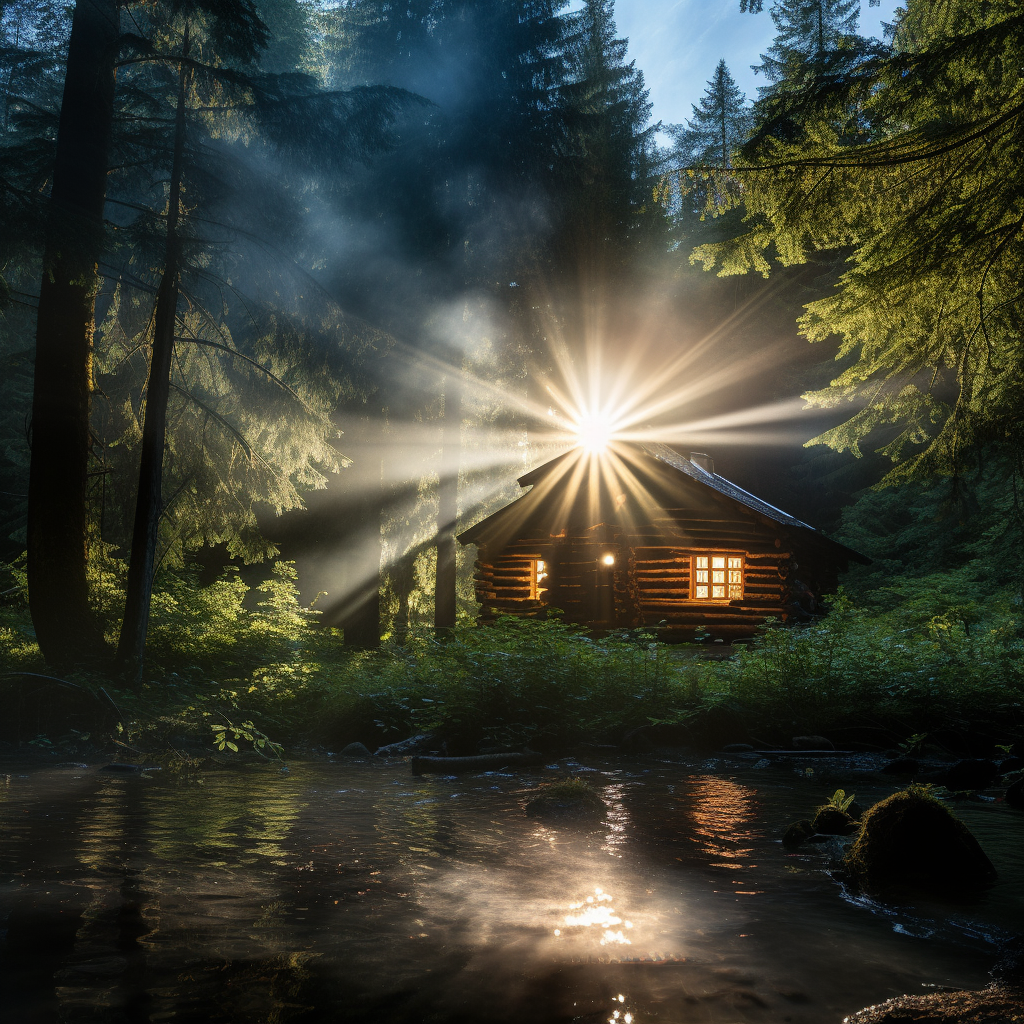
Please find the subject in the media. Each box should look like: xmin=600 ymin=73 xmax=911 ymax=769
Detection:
xmin=410 ymin=752 xmax=547 ymax=775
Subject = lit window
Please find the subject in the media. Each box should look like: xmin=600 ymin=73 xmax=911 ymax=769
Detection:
xmin=693 ymin=554 xmax=743 ymax=601
xmin=530 ymin=559 xmax=548 ymax=600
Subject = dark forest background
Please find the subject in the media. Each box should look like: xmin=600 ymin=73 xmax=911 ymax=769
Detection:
xmin=1 ymin=0 xmax=1022 ymax=684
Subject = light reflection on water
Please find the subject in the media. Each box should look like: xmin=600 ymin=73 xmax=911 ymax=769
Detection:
xmin=0 ymin=759 xmax=1017 ymax=1024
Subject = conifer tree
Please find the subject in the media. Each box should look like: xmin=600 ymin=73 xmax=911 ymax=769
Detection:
xmin=679 ymin=59 xmax=750 ymax=168
xmin=556 ymin=0 xmax=663 ymax=276
xmin=696 ymin=0 xmax=1024 ymax=490
xmin=666 ymin=59 xmax=750 ymax=228
xmin=753 ymin=0 xmax=862 ymax=91
xmin=26 ymin=0 xmax=119 ymax=665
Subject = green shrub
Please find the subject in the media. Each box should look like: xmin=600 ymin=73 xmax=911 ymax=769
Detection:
xmin=1 ymin=553 xmax=1022 ymax=756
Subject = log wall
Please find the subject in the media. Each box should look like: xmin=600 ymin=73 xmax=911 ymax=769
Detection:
xmin=471 ymin=506 xmax=843 ymax=638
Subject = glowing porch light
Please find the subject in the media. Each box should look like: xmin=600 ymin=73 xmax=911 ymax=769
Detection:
xmin=601 ymin=553 xmax=615 ymax=566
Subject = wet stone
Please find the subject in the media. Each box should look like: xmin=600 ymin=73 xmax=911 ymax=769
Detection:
xmin=339 ymin=742 xmax=371 ymax=758
xmin=844 ymin=788 xmax=997 ymax=892
xmin=880 ymin=758 xmax=919 ymax=776
xmin=811 ymin=806 xmax=858 ymax=836
xmin=782 ymin=819 xmax=816 ymax=847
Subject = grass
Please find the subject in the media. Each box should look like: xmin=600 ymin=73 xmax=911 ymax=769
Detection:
xmin=1 ymin=556 xmax=1023 ymax=760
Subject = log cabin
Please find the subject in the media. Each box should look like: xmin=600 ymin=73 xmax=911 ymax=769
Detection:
xmin=457 ymin=442 xmax=869 ymax=639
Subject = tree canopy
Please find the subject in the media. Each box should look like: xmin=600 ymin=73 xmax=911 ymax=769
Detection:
xmin=694 ymin=0 xmax=1024 ymax=489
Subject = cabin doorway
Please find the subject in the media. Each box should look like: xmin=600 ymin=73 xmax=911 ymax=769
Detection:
xmin=544 ymin=537 xmax=620 ymax=628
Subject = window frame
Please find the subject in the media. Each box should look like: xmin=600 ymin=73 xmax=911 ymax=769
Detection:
xmin=529 ymin=558 xmax=548 ymax=601
xmin=690 ymin=552 xmax=744 ymax=603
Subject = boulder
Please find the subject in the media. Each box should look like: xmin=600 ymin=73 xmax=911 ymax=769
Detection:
xmin=782 ymin=819 xmax=816 ymax=847
xmin=943 ymin=758 xmax=999 ymax=791
xmin=374 ymin=733 xmax=438 ymax=757
xmin=339 ymin=742 xmax=371 ymax=758
xmin=525 ymin=779 xmax=607 ymax=821
xmin=792 ymin=735 xmax=834 ymax=751
xmin=1005 ymin=775 xmax=1024 ymax=810
xmin=842 ymin=985 xmax=1024 ymax=1023
xmin=811 ymin=805 xmax=858 ymax=836
xmin=880 ymin=757 xmax=919 ymax=776
xmin=843 ymin=787 xmax=997 ymax=891
xmin=998 ymin=755 xmax=1024 ymax=775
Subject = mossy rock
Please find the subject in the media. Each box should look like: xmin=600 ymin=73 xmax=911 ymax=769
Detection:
xmin=782 ymin=819 xmax=816 ymax=847
xmin=525 ymin=778 xmax=607 ymax=821
xmin=811 ymin=805 xmax=858 ymax=836
xmin=843 ymin=786 xmax=997 ymax=892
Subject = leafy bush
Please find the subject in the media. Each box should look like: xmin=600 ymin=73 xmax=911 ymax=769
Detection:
xmin=1 ymin=553 xmax=1022 ymax=756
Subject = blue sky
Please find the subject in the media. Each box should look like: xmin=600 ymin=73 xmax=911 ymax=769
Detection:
xmin=610 ymin=0 xmax=902 ymax=131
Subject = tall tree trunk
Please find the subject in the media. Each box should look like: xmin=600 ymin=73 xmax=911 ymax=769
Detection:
xmin=434 ymin=374 xmax=461 ymax=632
xmin=342 ymin=491 xmax=383 ymax=649
xmin=27 ymin=0 xmax=118 ymax=666
xmin=116 ymin=30 xmax=189 ymax=682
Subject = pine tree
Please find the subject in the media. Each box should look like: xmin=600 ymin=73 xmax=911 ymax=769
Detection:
xmin=101 ymin=0 xmax=404 ymax=676
xmin=753 ymin=0 xmax=861 ymax=90
xmin=679 ymin=59 xmax=751 ymax=168
xmin=556 ymin=0 xmax=664 ymax=277
xmin=694 ymin=0 xmax=1024 ymax=493
xmin=665 ymin=59 xmax=750 ymax=229
xmin=312 ymin=0 xmax=574 ymax=639
xmin=26 ymin=0 xmax=119 ymax=666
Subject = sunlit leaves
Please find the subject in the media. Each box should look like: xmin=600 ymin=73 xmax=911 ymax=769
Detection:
xmin=695 ymin=0 xmax=1024 ymax=483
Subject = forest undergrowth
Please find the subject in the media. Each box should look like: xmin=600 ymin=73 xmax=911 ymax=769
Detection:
xmin=1 ymin=548 xmax=1022 ymax=761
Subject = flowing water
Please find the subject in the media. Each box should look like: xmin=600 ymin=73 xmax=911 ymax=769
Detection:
xmin=0 ymin=755 xmax=1020 ymax=1023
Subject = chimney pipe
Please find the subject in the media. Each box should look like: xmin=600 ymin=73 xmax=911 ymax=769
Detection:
xmin=689 ymin=452 xmax=714 ymax=474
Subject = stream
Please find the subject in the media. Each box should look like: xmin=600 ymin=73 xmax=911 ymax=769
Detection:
xmin=0 ymin=754 xmax=1020 ymax=1023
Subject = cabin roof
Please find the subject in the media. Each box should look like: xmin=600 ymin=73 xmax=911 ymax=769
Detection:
xmin=637 ymin=442 xmax=813 ymax=531
xmin=459 ymin=442 xmax=869 ymax=564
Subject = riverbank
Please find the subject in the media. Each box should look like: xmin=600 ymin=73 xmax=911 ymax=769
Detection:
xmin=1 ymin=562 xmax=1022 ymax=762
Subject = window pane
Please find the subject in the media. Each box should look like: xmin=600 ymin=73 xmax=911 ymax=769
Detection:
xmin=712 ymin=556 xmax=725 ymax=569
xmin=729 ymin=585 xmax=742 ymax=600
xmin=712 ymin=570 xmax=725 ymax=584
xmin=712 ymin=585 xmax=725 ymax=598
xmin=729 ymin=570 xmax=742 ymax=584
xmin=696 ymin=585 xmax=708 ymax=599
xmin=728 ymin=556 xmax=742 ymax=568
xmin=696 ymin=570 xmax=708 ymax=583
xmin=696 ymin=556 xmax=708 ymax=568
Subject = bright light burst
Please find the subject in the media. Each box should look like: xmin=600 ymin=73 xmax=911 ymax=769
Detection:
xmin=304 ymin=279 xmax=830 ymax=616
xmin=573 ymin=411 xmax=617 ymax=453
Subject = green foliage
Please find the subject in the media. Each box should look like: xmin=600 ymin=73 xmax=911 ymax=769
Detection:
xmin=210 ymin=718 xmax=284 ymax=759
xmin=327 ymin=616 xmax=682 ymax=751
xmin=693 ymin=0 xmax=1024 ymax=489
xmin=834 ymin=460 xmax=1024 ymax=610
xmin=752 ymin=0 xmax=863 ymax=95
xmin=2 ymin=551 xmax=1021 ymax=755
xmin=825 ymin=787 xmax=855 ymax=812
